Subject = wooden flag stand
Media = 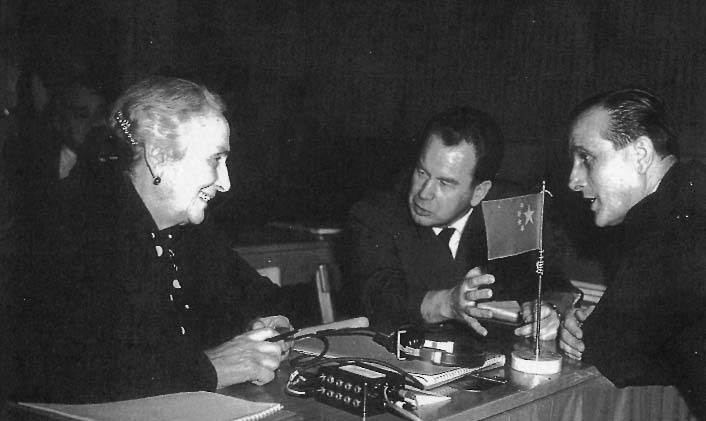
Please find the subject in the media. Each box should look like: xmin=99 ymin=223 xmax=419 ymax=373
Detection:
xmin=510 ymin=183 xmax=562 ymax=375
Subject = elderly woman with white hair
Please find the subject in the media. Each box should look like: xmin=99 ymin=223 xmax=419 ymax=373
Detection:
xmin=8 ymin=77 xmax=292 ymax=403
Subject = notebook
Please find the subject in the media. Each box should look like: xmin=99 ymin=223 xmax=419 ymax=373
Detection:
xmin=408 ymin=354 xmax=506 ymax=389
xmin=19 ymin=391 xmax=287 ymax=421
xmin=293 ymin=335 xmax=505 ymax=390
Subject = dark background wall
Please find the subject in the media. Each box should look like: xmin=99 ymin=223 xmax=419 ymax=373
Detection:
xmin=2 ymin=0 xmax=706 ymax=281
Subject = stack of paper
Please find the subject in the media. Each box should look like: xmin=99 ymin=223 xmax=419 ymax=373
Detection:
xmin=20 ymin=392 xmax=286 ymax=421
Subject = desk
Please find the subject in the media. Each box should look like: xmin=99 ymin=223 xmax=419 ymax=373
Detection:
xmin=222 ymin=350 xmax=696 ymax=421
xmin=222 ymin=358 xmax=592 ymax=421
xmin=5 ymin=357 xmax=696 ymax=421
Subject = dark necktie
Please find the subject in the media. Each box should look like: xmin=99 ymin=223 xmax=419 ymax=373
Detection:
xmin=437 ymin=227 xmax=455 ymax=257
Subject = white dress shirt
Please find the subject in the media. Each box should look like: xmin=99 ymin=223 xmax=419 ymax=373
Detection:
xmin=432 ymin=207 xmax=473 ymax=259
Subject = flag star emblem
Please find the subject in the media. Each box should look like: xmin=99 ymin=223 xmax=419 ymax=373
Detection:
xmin=516 ymin=203 xmax=535 ymax=231
xmin=524 ymin=206 xmax=535 ymax=225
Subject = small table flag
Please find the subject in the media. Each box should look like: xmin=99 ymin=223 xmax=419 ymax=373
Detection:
xmin=481 ymin=193 xmax=543 ymax=260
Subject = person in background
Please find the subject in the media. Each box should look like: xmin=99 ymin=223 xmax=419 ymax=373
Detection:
xmin=341 ymin=106 xmax=575 ymax=337
xmin=560 ymin=88 xmax=706 ymax=419
xmin=7 ymin=76 xmax=292 ymax=403
xmin=3 ymin=77 xmax=110 ymax=261
xmin=5 ymin=76 xmax=107 ymax=187
xmin=50 ymin=78 xmax=108 ymax=179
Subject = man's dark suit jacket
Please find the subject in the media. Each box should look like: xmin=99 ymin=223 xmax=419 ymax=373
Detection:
xmin=340 ymin=180 xmax=565 ymax=332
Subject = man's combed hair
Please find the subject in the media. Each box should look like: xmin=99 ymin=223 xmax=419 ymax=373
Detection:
xmin=421 ymin=106 xmax=505 ymax=183
xmin=109 ymin=76 xmax=226 ymax=168
xmin=570 ymin=88 xmax=678 ymax=158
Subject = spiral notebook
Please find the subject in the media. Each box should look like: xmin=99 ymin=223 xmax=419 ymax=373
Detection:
xmin=293 ymin=335 xmax=505 ymax=390
xmin=19 ymin=392 xmax=289 ymax=421
xmin=409 ymin=353 xmax=505 ymax=389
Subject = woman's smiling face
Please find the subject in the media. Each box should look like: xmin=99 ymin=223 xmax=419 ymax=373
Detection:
xmin=159 ymin=114 xmax=231 ymax=227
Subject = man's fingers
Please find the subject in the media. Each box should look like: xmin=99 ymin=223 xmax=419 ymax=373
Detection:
xmin=558 ymin=306 xmax=591 ymax=360
xmin=463 ymin=267 xmax=484 ymax=279
xmin=563 ymin=317 xmax=583 ymax=340
xmin=464 ymin=287 xmax=493 ymax=302
xmin=463 ymin=315 xmax=488 ymax=336
xmin=514 ymin=324 xmax=532 ymax=337
xmin=513 ymin=316 xmax=559 ymax=339
xmin=521 ymin=302 xmax=556 ymax=322
xmin=465 ymin=305 xmax=494 ymax=319
xmin=575 ymin=308 xmax=592 ymax=323
xmin=540 ymin=305 xmax=555 ymax=319
xmin=558 ymin=318 xmax=585 ymax=360
xmin=521 ymin=303 xmax=533 ymax=320
xmin=465 ymin=273 xmax=495 ymax=288
xmin=559 ymin=337 xmax=583 ymax=360
xmin=514 ymin=321 xmax=544 ymax=337
xmin=539 ymin=329 xmax=557 ymax=341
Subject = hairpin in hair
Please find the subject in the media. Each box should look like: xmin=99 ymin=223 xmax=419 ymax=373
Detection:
xmin=114 ymin=111 xmax=138 ymax=146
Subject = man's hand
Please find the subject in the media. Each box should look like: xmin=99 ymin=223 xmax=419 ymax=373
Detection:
xmin=204 ymin=328 xmax=285 ymax=389
xmin=558 ymin=306 xmax=594 ymax=360
xmin=514 ymin=301 xmax=560 ymax=340
xmin=421 ymin=267 xmax=495 ymax=336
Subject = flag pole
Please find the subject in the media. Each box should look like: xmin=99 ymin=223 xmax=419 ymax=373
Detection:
xmin=509 ymin=181 xmax=562 ymax=375
xmin=534 ymin=251 xmax=544 ymax=358
xmin=533 ymin=181 xmax=546 ymax=358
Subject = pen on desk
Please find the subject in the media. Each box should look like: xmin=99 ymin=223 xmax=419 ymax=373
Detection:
xmin=266 ymin=329 xmax=301 ymax=342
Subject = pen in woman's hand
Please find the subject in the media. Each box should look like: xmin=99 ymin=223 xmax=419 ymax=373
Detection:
xmin=265 ymin=328 xmax=300 ymax=342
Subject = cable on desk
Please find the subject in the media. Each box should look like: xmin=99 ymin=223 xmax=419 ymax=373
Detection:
xmin=384 ymin=386 xmax=425 ymax=421
xmin=285 ymin=327 xmax=425 ymax=395
xmin=284 ymin=369 xmax=312 ymax=397
xmin=288 ymin=327 xmax=397 ymax=368
xmin=287 ymin=334 xmax=330 ymax=367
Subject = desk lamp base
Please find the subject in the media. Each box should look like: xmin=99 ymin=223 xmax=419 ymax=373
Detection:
xmin=510 ymin=349 xmax=563 ymax=375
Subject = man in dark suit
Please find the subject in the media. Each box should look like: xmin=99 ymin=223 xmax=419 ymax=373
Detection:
xmin=560 ymin=88 xmax=705 ymax=418
xmin=341 ymin=106 xmax=573 ymax=336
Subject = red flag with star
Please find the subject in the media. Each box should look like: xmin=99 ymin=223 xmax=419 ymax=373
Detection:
xmin=481 ymin=192 xmax=543 ymax=260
